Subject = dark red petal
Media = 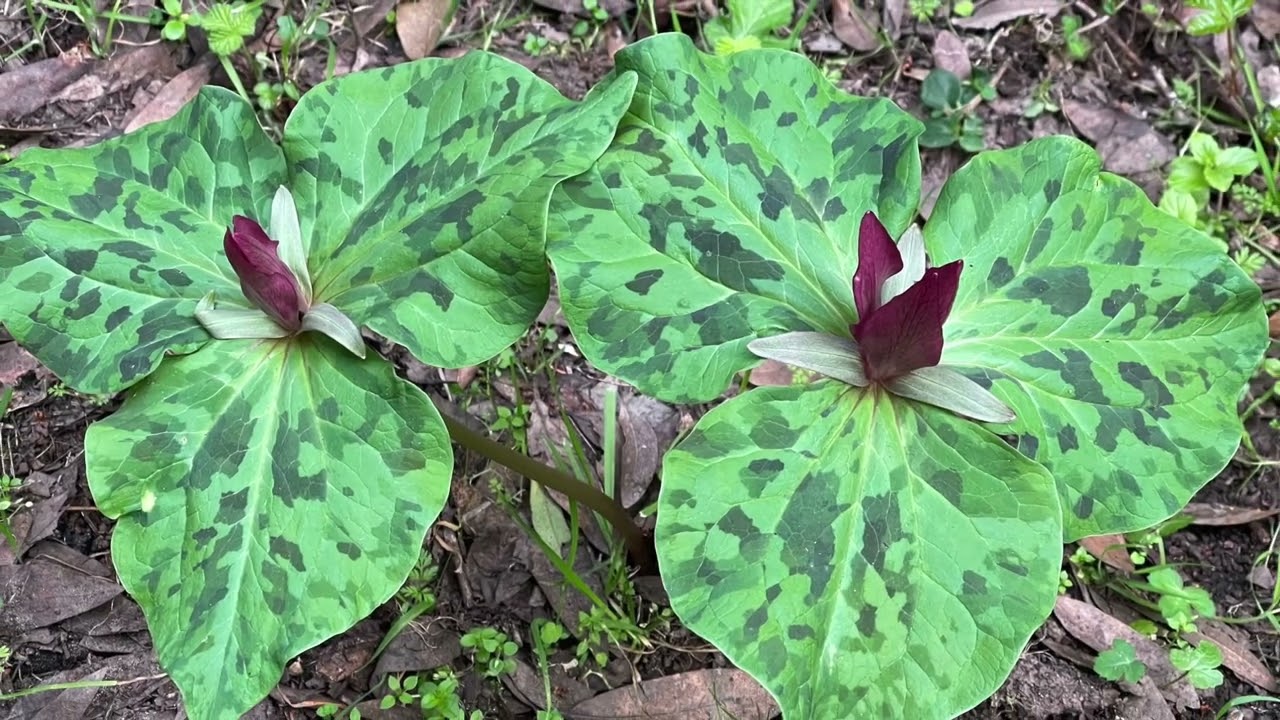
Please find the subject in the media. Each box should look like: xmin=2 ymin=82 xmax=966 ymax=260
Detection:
xmin=854 ymin=259 xmax=963 ymax=383
xmin=224 ymin=215 xmax=304 ymax=332
xmin=852 ymin=211 xmax=903 ymax=322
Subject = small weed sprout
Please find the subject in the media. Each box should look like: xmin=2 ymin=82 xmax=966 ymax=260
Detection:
xmin=460 ymin=627 xmax=519 ymax=679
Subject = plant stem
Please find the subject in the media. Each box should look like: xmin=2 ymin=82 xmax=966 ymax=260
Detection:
xmin=431 ymin=396 xmax=656 ymax=574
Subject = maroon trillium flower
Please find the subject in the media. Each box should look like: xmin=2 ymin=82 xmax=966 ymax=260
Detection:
xmin=850 ymin=211 xmax=962 ymax=384
xmin=746 ymin=210 xmax=1014 ymax=422
xmin=223 ymin=215 xmax=307 ymax=332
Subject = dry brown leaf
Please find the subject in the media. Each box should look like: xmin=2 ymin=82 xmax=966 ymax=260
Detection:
xmin=1078 ymin=534 xmax=1135 ymax=573
xmin=0 ymin=548 xmax=122 ymax=632
xmin=749 ymin=359 xmax=795 ymax=386
xmin=1061 ymin=99 xmax=1175 ymax=175
xmin=1190 ymin=621 xmax=1279 ymax=692
xmin=953 ymin=0 xmax=1063 ymax=29
xmin=0 ymin=53 xmax=94 ymax=125
xmin=568 ymin=669 xmax=779 ymax=719
xmin=882 ymin=0 xmax=905 ymax=39
xmin=0 ymin=342 xmax=39 ymax=386
xmin=1269 ymin=310 xmax=1280 ymax=338
xmin=1257 ymin=0 xmax=1280 ymax=40
xmin=395 ymin=0 xmax=456 ymax=60
xmin=124 ymin=56 xmax=214 ymax=133
xmin=1053 ymin=596 xmax=1200 ymax=710
xmin=618 ymin=393 xmax=678 ymax=508
xmin=830 ymin=0 xmax=881 ymax=52
xmin=1183 ymin=502 xmax=1280 ymax=526
xmin=932 ymin=30 xmax=971 ymax=80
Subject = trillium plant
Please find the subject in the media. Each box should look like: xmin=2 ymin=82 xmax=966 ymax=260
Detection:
xmin=547 ymin=34 xmax=1267 ymax=719
xmin=0 ymin=54 xmax=637 ymax=719
xmin=0 ymin=31 xmax=1268 ymax=720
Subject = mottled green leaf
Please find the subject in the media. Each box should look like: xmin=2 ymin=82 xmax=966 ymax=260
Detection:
xmin=0 ymin=88 xmax=283 ymax=394
xmin=925 ymin=136 xmax=1267 ymax=538
xmin=86 ymin=335 xmax=451 ymax=719
xmin=284 ymin=55 xmax=636 ymax=368
xmin=547 ymin=33 xmax=922 ymax=403
xmin=658 ymin=382 xmax=1060 ymax=718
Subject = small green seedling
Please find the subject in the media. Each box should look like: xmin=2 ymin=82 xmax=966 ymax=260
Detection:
xmin=1170 ymin=641 xmax=1225 ymax=689
xmin=524 ymin=32 xmax=551 ymax=55
xmin=908 ymin=0 xmax=941 ymax=20
xmin=1094 ymin=639 xmax=1147 ymax=683
xmin=1061 ymin=14 xmax=1092 ymax=61
xmin=380 ymin=674 xmax=421 ymax=710
xmin=460 ymin=627 xmax=519 ymax=679
xmin=918 ymin=68 xmax=985 ymax=152
xmin=316 ymin=704 xmax=361 ymax=720
xmin=158 ymin=0 xmax=199 ymax=41
xmin=1148 ymin=566 xmax=1216 ymax=633
xmin=1184 ymin=0 xmax=1253 ymax=36
xmin=532 ymin=619 xmax=568 ymax=720
xmin=702 ymin=0 xmax=794 ymax=54
xmin=1169 ymin=131 xmax=1259 ymax=202
xmin=419 ymin=668 xmax=482 ymax=720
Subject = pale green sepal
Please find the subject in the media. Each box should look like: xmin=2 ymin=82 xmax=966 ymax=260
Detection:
xmin=886 ymin=365 xmax=1017 ymax=423
xmin=271 ymin=185 xmax=311 ymax=306
xmin=747 ymin=331 xmax=868 ymax=387
xmin=881 ymin=224 xmax=925 ymax=305
xmin=301 ymin=302 xmax=367 ymax=359
xmin=195 ymin=292 xmax=290 ymax=339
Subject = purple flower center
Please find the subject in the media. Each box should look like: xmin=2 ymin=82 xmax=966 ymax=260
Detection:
xmin=850 ymin=212 xmax=962 ymax=384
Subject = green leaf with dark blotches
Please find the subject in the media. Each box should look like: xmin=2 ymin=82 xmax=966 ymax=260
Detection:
xmin=547 ymin=33 xmax=922 ymax=403
xmin=0 ymin=88 xmax=283 ymax=394
xmin=85 ymin=335 xmax=451 ymax=719
xmin=284 ymin=56 xmax=636 ymax=368
xmin=924 ymin=136 xmax=1267 ymax=539
xmin=658 ymin=382 xmax=1061 ymax=718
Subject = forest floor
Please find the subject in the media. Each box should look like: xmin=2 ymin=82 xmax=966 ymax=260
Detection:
xmin=0 ymin=0 xmax=1279 ymax=718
